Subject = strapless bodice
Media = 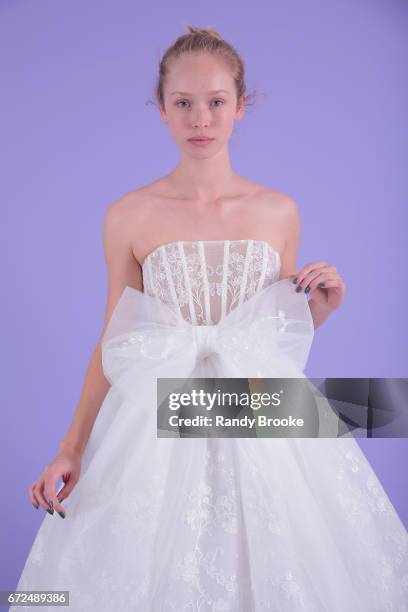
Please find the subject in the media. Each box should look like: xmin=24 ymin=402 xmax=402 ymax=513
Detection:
xmin=142 ymin=239 xmax=281 ymax=325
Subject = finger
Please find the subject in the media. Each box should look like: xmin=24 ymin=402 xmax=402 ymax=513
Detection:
xmin=312 ymin=279 xmax=343 ymax=289
xmin=33 ymin=479 xmax=52 ymax=513
xmin=56 ymin=473 xmax=70 ymax=502
xmin=305 ymin=275 xmax=342 ymax=294
xmin=29 ymin=483 xmax=39 ymax=509
xmin=296 ymin=261 xmax=330 ymax=278
xmin=56 ymin=474 xmax=77 ymax=502
xmin=44 ymin=478 xmax=66 ymax=519
xmin=295 ymin=267 xmax=337 ymax=291
xmin=56 ymin=485 xmax=68 ymax=502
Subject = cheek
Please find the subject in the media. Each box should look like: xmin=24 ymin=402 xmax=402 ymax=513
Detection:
xmin=219 ymin=112 xmax=235 ymax=127
xmin=220 ymin=116 xmax=236 ymax=135
xmin=168 ymin=118 xmax=186 ymax=137
xmin=174 ymin=116 xmax=189 ymax=130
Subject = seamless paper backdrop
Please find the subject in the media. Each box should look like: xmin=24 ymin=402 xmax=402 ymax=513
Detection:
xmin=1 ymin=0 xmax=407 ymax=597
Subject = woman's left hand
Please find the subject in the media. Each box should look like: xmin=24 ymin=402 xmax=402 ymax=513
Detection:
xmin=289 ymin=261 xmax=346 ymax=311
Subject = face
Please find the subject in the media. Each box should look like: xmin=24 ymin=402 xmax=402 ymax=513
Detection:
xmin=159 ymin=53 xmax=245 ymax=156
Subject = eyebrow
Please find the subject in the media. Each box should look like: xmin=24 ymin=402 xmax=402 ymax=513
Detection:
xmin=170 ymin=89 xmax=231 ymax=96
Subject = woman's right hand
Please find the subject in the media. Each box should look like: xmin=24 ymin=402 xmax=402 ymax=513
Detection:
xmin=28 ymin=450 xmax=82 ymax=518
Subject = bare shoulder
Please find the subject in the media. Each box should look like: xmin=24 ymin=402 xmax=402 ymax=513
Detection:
xmin=257 ymin=187 xmax=300 ymax=232
xmin=252 ymin=184 xmax=299 ymax=232
xmin=258 ymin=186 xmax=299 ymax=217
xmin=102 ymin=183 xmax=160 ymax=280
xmin=105 ymin=180 xmax=168 ymax=265
xmin=105 ymin=184 xmax=153 ymax=221
xmin=104 ymin=183 xmax=159 ymax=238
xmin=254 ymin=186 xmax=301 ymax=278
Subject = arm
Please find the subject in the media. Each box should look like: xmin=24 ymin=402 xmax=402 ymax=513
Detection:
xmin=277 ymin=195 xmax=301 ymax=283
xmin=278 ymin=195 xmax=345 ymax=330
xmin=59 ymin=197 xmax=143 ymax=458
xmin=277 ymin=195 xmax=331 ymax=331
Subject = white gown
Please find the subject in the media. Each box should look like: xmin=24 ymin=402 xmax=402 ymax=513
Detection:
xmin=15 ymin=239 xmax=408 ymax=611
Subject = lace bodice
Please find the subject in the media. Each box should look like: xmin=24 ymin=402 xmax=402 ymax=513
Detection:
xmin=142 ymin=239 xmax=281 ymax=325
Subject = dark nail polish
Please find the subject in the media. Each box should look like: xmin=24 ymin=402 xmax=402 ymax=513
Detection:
xmin=304 ymin=286 xmax=311 ymax=294
xmin=32 ymin=502 xmax=39 ymax=509
xmin=57 ymin=496 xmax=63 ymax=504
xmin=318 ymin=282 xmax=325 ymax=288
xmin=57 ymin=511 xmax=66 ymax=519
xmin=292 ymin=277 xmax=298 ymax=284
xmin=46 ymin=508 xmax=54 ymax=515
xmin=295 ymin=285 xmax=302 ymax=293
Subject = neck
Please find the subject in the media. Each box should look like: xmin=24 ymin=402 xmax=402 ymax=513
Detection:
xmin=168 ymin=146 xmax=237 ymax=201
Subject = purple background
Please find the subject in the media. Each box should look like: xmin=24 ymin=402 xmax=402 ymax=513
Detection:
xmin=1 ymin=0 xmax=407 ymax=595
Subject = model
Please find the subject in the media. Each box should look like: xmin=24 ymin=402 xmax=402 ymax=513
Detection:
xmin=15 ymin=25 xmax=408 ymax=612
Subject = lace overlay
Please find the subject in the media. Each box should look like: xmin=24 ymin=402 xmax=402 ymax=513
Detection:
xmin=15 ymin=240 xmax=408 ymax=611
xmin=142 ymin=239 xmax=280 ymax=325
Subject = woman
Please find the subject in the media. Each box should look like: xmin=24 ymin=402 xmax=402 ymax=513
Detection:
xmin=16 ymin=26 xmax=408 ymax=611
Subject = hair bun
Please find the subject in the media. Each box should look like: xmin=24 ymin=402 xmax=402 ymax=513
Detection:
xmin=185 ymin=24 xmax=223 ymax=41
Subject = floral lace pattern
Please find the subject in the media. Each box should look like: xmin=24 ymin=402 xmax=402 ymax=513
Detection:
xmin=15 ymin=240 xmax=408 ymax=611
xmin=335 ymin=444 xmax=408 ymax=599
xmin=142 ymin=240 xmax=281 ymax=325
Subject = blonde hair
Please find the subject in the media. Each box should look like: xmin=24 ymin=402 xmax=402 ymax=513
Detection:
xmin=151 ymin=24 xmax=256 ymax=112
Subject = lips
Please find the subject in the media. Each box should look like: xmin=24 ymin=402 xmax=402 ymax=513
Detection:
xmin=188 ymin=137 xmax=214 ymax=141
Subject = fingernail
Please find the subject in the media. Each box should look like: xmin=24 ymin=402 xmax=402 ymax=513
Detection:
xmin=295 ymin=285 xmax=302 ymax=293
xmin=292 ymin=277 xmax=298 ymax=284
xmin=318 ymin=282 xmax=325 ymax=288
xmin=46 ymin=507 xmax=54 ymax=515
xmin=304 ymin=286 xmax=311 ymax=294
xmin=32 ymin=502 xmax=39 ymax=510
xmin=57 ymin=496 xmax=63 ymax=503
xmin=57 ymin=511 xmax=66 ymax=519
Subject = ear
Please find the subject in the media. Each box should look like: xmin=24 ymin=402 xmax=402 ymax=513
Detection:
xmin=159 ymin=103 xmax=168 ymax=124
xmin=235 ymin=96 xmax=246 ymax=121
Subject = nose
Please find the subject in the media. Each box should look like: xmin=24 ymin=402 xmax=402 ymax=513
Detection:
xmin=192 ymin=119 xmax=209 ymax=128
xmin=192 ymin=107 xmax=210 ymax=128
xmin=191 ymin=324 xmax=219 ymax=359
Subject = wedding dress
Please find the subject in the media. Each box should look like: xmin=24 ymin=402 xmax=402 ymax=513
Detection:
xmin=15 ymin=239 xmax=408 ymax=611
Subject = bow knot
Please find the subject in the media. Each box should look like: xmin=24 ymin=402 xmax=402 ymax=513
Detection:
xmin=191 ymin=324 xmax=219 ymax=359
xmin=101 ymin=278 xmax=315 ymax=389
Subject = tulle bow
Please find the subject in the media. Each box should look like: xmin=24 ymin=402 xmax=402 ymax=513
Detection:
xmin=101 ymin=278 xmax=315 ymax=404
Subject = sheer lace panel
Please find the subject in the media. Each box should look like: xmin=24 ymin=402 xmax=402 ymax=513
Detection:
xmin=142 ymin=240 xmax=281 ymax=326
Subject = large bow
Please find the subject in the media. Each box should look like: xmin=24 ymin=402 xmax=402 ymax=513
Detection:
xmin=101 ymin=278 xmax=315 ymax=405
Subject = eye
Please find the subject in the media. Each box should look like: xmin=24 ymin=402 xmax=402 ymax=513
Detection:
xmin=175 ymin=99 xmax=225 ymax=109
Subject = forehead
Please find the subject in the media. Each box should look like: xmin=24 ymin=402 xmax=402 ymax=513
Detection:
xmin=166 ymin=53 xmax=233 ymax=93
